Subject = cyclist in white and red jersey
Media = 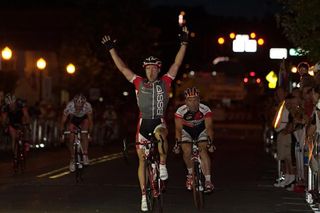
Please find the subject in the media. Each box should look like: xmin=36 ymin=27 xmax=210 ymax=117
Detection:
xmin=61 ymin=94 xmax=93 ymax=172
xmin=102 ymin=26 xmax=188 ymax=212
xmin=174 ymin=87 xmax=215 ymax=193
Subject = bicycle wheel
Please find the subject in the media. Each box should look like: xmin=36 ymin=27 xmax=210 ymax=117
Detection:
xmin=74 ymin=143 xmax=83 ymax=182
xmin=145 ymin=162 xmax=155 ymax=212
xmin=192 ymin=161 xmax=204 ymax=209
xmin=153 ymin=171 xmax=164 ymax=213
xmin=18 ymin=141 xmax=26 ymax=173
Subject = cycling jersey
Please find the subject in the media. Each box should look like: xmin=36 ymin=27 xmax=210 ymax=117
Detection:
xmin=175 ymin=103 xmax=212 ymax=141
xmin=63 ymin=101 xmax=92 ymax=118
xmin=131 ymin=74 xmax=174 ymax=119
xmin=1 ymin=100 xmax=26 ymax=127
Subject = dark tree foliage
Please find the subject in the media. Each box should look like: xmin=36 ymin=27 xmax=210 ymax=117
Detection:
xmin=278 ymin=0 xmax=320 ymax=61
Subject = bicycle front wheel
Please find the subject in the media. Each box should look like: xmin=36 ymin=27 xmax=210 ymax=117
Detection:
xmin=145 ymin=162 xmax=155 ymax=212
xmin=192 ymin=161 xmax=204 ymax=209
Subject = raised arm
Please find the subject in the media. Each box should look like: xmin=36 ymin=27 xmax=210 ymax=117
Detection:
xmin=167 ymin=26 xmax=189 ymax=78
xmin=101 ymin=35 xmax=135 ymax=81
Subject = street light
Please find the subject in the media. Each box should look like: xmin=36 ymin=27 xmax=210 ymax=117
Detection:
xmin=66 ymin=63 xmax=76 ymax=75
xmin=1 ymin=46 xmax=12 ymax=60
xmin=36 ymin=58 xmax=46 ymax=101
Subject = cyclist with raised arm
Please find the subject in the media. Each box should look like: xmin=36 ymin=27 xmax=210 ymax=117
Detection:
xmin=1 ymin=94 xmax=30 ymax=164
xmin=61 ymin=94 xmax=93 ymax=172
xmin=101 ymin=26 xmax=188 ymax=212
xmin=174 ymin=87 xmax=215 ymax=193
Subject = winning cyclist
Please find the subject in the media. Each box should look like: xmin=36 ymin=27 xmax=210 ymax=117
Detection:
xmin=1 ymin=94 xmax=30 ymax=163
xmin=101 ymin=26 xmax=188 ymax=211
xmin=61 ymin=94 xmax=93 ymax=172
xmin=174 ymin=87 xmax=215 ymax=193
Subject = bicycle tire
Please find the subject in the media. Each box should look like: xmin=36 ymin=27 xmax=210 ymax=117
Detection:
xmin=192 ymin=161 xmax=204 ymax=209
xmin=74 ymin=142 xmax=83 ymax=183
xmin=145 ymin=162 xmax=155 ymax=212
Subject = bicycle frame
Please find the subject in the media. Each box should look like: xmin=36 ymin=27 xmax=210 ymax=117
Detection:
xmin=64 ymin=127 xmax=88 ymax=182
xmin=13 ymin=128 xmax=26 ymax=174
xmin=137 ymin=135 xmax=165 ymax=213
xmin=178 ymin=139 xmax=207 ymax=209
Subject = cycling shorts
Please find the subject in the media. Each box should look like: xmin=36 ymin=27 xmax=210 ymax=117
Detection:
xmin=136 ymin=118 xmax=166 ymax=149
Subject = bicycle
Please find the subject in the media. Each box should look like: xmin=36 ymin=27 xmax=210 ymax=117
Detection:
xmin=63 ymin=126 xmax=88 ymax=183
xmin=175 ymin=138 xmax=214 ymax=210
xmin=137 ymin=133 xmax=166 ymax=213
xmin=12 ymin=124 xmax=30 ymax=174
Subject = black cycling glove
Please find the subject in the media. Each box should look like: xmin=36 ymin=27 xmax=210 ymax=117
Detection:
xmin=101 ymin=35 xmax=116 ymax=51
xmin=179 ymin=26 xmax=189 ymax=45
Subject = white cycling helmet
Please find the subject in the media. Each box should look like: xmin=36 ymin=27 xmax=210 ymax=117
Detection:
xmin=142 ymin=56 xmax=162 ymax=68
xmin=4 ymin=93 xmax=16 ymax=105
xmin=73 ymin=94 xmax=86 ymax=106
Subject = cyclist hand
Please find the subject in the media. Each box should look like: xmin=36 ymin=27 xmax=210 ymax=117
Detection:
xmin=207 ymin=143 xmax=216 ymax=153
xmin=101 ymin=35 xmax=116 ymax=51
xmin=178 ymin=26 xmax=189 ymax=45
xmin=173 ymin=143 xmax=181 ymax=154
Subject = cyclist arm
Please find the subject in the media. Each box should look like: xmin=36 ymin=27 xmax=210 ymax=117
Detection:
xmin=22 ymin=107 xmax=31 ymax=124
xmin=1 ymin=111 xmax=8 ymax=126
xmin=60 ymin=113 xmax=68 ymax=131
xmin=167 ymin=44 xmax=187 ymax=78
xmin=175 ymin=117 xmax=183 ymax=142
xmin=204 ymin=116 xmax=214 ymax=141
xmin=87 ymin=112 xmax=93 ymax=133
xmin=109 ymin=48 xmax=135 ymax=81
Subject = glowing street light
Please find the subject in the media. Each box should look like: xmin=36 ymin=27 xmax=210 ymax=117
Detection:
xmin=218 ymin=37 xmax=225 ymax=45
xmin=250 ymin=32 xmax=256 ymax=39
xmin=1 ymin=46 xmax=12 ymax=60
xmin=229 ymin=32 xmax=236 ymax=39
xmin=36 ymin=58 xmax=46 ymax=70
xmin=66 ymin=63 xmax=76 ymax=74
xmin=257 ymin=38 xmax=265 ymax=46
xmin=36 ymin=58 xmax=46 ymax=101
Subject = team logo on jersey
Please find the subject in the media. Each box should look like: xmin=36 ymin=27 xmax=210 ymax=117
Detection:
xmin=156 ymin=85 xmax=164 ymax=115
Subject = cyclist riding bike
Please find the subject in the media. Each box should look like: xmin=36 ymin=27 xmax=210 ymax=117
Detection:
xmin=174 ymin=87 xmax=215 ymax=193
xmin=1 ymin=94 xmax=30 ymax=162
xmin=101 ymin=26 xmax=189 ymax=212
xmin=61 ymin=94 xmax=93 ymax=172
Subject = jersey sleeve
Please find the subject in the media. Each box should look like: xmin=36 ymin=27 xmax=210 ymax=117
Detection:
xmin=85 ymin=102 xmax=93 ymax=114
xmin=161 ymin=74 xmax=174 ymax=92
xmin=130 ymin=75 xmax=143 ymax=90
xmin=201 ymin=104 xmax=213 ymax=118
xmin=174 ymin=105 xmax=185 ymax=119
xmin=63 ymin=102 xmax=73 ymax=116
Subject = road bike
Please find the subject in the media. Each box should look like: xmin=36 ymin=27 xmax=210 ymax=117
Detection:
xmin=64 ymin=126 xmax=88 ymax=182
xmin=175 ymin=138 xmax=214 ymax=210
xmin=13 ymin=125 xmax=29 ymax=174
xmin=137 ymin=134 xmax=166 ymax=213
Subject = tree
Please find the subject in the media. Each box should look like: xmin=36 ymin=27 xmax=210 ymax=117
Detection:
xmin=279 ymin=0 xmax=320 ymax=61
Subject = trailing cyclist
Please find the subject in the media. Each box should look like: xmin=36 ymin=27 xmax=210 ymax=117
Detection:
xmin=101 ymin=26 xmax=188 ymax=211
xmin=1 ymin=94 xmax=30 ymax=165
xmin=174 ymin=87 xmax=215 ymax=193
xmin=61 ymin=94 xmax=93 ymax=172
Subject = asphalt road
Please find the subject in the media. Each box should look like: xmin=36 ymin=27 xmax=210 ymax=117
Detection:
xmin=0 ymin=123 xmax=313 ymax=213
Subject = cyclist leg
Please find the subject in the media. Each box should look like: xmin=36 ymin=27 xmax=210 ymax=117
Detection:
xmin=67 ymin=123 xmax=76 ymax=172
xmin=136 ymin=130 xmax=148 ymax=211
xmin=80 ymin=118 xmax=90 ymax=165
xmin=9 ymin=126 xmax=18 ymax=158
xmin=154 ymin=121 xmax=169 ymax=180
xmin=181 ymin=130 xmax=193 ymax=190
xmin=199 ymin=142 xmax=214 ymax=192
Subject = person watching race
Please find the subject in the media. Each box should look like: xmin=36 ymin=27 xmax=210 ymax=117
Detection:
xmin=101 ymin=26 xmax=188 ymax=212
xmin=1 ymin=94 xmax=30 ymax=163
xmin=174 ymin=87 xmax=215 ymax=193
xmin=61 ymin=94 xmax=93 ymax=172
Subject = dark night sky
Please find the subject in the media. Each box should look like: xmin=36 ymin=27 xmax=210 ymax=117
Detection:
xmin=150 ymin=0 xmax=279 ymax=18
